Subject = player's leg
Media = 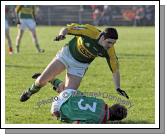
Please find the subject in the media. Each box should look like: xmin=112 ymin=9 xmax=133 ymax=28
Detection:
xmin=29 ymin=19 xmax=44 ymax=53
xmin=20 ymin=58 xmax=66 ymax=102
xmin=50 ymin=79 xmax=65 ymax=93
xmin=51 ymin=74 xmax=82 ymax=94
xmin=31 ymin=46 xmax=88 ymax=93
xmin=20 ymin=46 xmax=70 ymax=102
xmin=5 ymin=28 xmax=13 ymax=55
xmin=35 ymin=59 xmax=65 ymax=86
xmin=64 ymin=73 xmax=82 ymax=90
xmin=51 ymin=60 xmax=85 ymax=93
xmin=31 ymin=73 xmax=65 ymax=93
xmin=16 ymin=28 xmax=24 ymax=53
xmin=29 ymin=28 xmax=44 ymax=53
xmin=52 ymin=49 xmax=88 ymax=92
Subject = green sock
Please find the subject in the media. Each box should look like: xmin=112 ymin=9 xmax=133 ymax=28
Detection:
xmin=50 ymin=79 xmax=63 ymax=89
xmin=29 ymin=83 xmax=41 ymax=94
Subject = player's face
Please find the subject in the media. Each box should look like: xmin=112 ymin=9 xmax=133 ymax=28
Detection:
xmin=99 ymin=36 xmax=117 ymax=50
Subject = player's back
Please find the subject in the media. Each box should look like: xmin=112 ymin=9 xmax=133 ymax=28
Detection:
xmin=60 ymin=95 xmax=108 ymax=123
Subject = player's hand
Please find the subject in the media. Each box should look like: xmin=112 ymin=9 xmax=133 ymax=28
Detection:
xmin=53 ymin=35 xmax=66 ymax=41
xmin=116 ymin=88 xmax=129 ymax=99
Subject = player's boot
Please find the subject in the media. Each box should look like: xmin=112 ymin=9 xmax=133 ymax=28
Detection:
xmin=38 ymin=49 xmax=45 ymax=53
xmin=20 ymin=89 xmax=32 ymax=102
xmin=20 ymin=83 xmax=41 ymax=102
xmin=36 ymin=44 xmax=45 ymax=53
xmin=9 ymin=47 xmax=13 ymax=55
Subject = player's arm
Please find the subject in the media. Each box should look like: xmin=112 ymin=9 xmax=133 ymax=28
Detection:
xmin=106 ymin=47 xmax=129 ymax=99
xmin=54 ymin=23 xmax=101 ymax=41
xmin=53 ymin=27 xmax=68 ymax=41
xmin=106 ymin=46 xmax=119 ymax=75
xmin=66 ymin=23 xmax=101 ymax=39
xmin=15 ymin=5 xmax=22 ymax=24
xmin=32 ymin=6 xmax=37 ymax=23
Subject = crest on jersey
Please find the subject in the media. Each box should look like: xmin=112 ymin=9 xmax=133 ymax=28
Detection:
xmin=85 ymin=43 xmax=90 ymax=47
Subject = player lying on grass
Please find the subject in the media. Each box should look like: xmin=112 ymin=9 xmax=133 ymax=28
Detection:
xmin=51 ymin=89 xmax=127 ymax=124
xmin=20 ymin=23 xmax=129 ymax=102
xmin=32 ymin=73 xmax=127 ymax=124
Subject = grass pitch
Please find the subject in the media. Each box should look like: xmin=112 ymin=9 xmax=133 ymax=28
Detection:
xmin=5 ymin=26 xmax=155 ymax=124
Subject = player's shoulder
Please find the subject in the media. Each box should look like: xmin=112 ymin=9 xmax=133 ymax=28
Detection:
xmin=85 ymin=24 xmax=101 ymax=31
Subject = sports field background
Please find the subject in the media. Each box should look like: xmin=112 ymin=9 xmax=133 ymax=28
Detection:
xmin=5 ymin=26 xmax=155 ymax=124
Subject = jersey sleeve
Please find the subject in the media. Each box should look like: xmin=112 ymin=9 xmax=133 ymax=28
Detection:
xmin=66 ymin=23 xmax=101 ymax=39
xmin=106 ymin=46 xmax=119 ymax=73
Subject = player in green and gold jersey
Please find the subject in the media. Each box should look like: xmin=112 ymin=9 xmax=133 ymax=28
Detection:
xmin=20 ymin=23 xmax=129 ymax=102
xmin=15 ymin=5 xmax=44 ymax=53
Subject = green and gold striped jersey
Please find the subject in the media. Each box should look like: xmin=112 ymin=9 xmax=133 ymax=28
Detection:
xmin=66 ymin=23 xmax=119 ymax=73
xmin=15 ymin=5 xmax=35 ymax=19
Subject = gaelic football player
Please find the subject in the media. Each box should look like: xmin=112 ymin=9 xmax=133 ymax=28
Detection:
xmin=15 ymin=5 xmax=44 ymax=53
xmin=20 ymin=23 xmax=129 ymax=102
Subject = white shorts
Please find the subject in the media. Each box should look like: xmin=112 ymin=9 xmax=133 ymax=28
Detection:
xmin=5 ymin=19 xmax=9 ymax=31
xmin=19 ymin=19 xmax=36 ymax=30
xmin=55 ymin=46 xmax=89 ymax=77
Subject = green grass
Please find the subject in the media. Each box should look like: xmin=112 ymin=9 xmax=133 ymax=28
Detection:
xmin=5 ymin=26 xmax=155 ymax=124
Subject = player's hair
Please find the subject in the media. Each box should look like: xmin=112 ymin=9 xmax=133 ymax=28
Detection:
xmin=109 ymin=104 xmax=127 ymax=121
xmin=103 ymin=27 xmax=118 ymax=40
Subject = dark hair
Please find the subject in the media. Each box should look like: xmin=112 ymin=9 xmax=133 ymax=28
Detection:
xmin=109 ymin=104 xmax=127 ymax=121
xmin=103 ymin=28 xmax=118 ymax=40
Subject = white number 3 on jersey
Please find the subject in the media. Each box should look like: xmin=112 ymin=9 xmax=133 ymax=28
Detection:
xmin=78 ymin=98 xmax=97 ymax=112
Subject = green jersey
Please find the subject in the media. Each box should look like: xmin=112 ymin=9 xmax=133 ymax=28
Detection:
xmin=15 ymin=5 xmax=35 ymax=19
xmin=66 ymin=23 xmax=119 ymax=73
xmin=59 ymin=95 xmax=110 ymax=124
